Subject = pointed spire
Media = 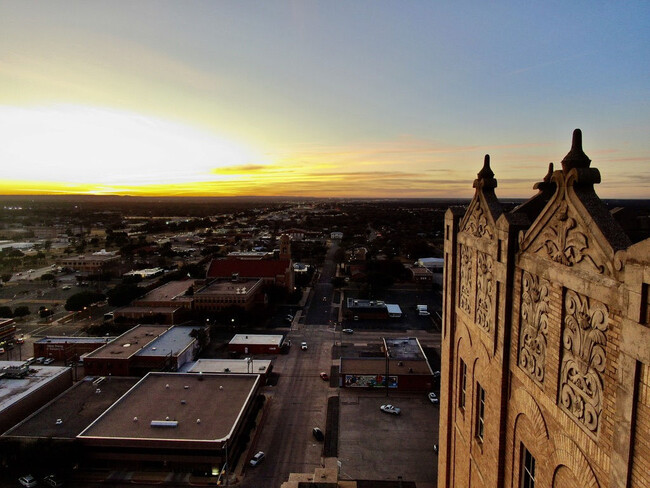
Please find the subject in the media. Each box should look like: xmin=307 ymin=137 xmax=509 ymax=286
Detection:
xmin=561 ymin=129 xmax=591 ymax=172
xmin=473 ymin=154 xmax=497 ymax=190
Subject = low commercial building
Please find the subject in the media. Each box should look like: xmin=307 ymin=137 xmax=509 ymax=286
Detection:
xmin=182 ymin=358 xmax=273 ymax=380
xmin=33 ymin=336 xmax=114 ymax=363
xmin=193 ymin=278 xmax=264 ymax=312
xmin=78 ymin=372 xmax=262 ymax=472
xmin=57 ymin=252 xmax=120 ymax=275
xmin=228 ymin=334 xmax=285 ymax=355
xmin=0 ymin=361 xmax=73 ymax=434
xmin=339 ymin=337 xmax=435 ymax=392
xmin=113 ymin=280 xmax=196 ymax=325
xmin=83 ymin=325 xmax=199 ymax=377
xmin=345 ymin=299 xmax=403 ymax=320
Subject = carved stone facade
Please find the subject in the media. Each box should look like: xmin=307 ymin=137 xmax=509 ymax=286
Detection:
xmin=439 ymin=130 xmax=650 ymax=488
xmin=533 ymin=201 xmax=608 ymax=275
xmin=559 ymin=289 xmax=608 ymax=434
xmin=459 ymin=244 xmax=473 ymax=316
xmin=518 ymin=271 xmax=549 ymax=384
xmin=475 ymin=251 xmax=494 ymax=333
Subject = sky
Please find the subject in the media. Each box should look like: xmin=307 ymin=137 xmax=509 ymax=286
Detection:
xmin=0 ymin=1 xmax=648 ymax=198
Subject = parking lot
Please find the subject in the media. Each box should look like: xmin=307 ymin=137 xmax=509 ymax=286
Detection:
xmin=337 ymin=388 xmax=439 ymax=484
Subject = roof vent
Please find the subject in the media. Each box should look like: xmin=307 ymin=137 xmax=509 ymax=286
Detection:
xmin=151 ymin=420 xmax=178 ymax=428
xmin=196 ymin=418 xmax=201 ymax=424
xmin=181 ymin=400 xmax=186 ymax=405
xmin=133 ymin=417 xmax=138 ymax=422
xmin=219 ymin=385 xmax=223 ymax=390
xmin=184 ymin=385 xmax=189 ymax=389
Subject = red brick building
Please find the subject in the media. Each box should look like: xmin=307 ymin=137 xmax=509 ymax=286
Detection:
xmin=439 ymin=130 xmax=650 ymax=488
xmin=206 ymin=234 xmax=294 ymax=292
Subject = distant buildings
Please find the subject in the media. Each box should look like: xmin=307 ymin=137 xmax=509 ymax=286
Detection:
xmin=439 ymin=130 xmax=650 ymax=488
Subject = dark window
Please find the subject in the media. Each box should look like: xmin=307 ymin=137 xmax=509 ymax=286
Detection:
xmin=459 ymin=359 xmax=467 ymax=411
xmin=520 ymin=443 xmax=536 ymax=488
xmin=475 ymin=382 xmax=485 ymax=441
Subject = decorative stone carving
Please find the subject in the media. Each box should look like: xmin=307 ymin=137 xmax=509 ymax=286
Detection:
xmin=559 ymin=290 xmax=608 ymax=434
xmin=475 ymin=251 xmax=493 ymax=332
xmin=518 ymin=271 xmax=549 ymax=384
xmin=463 ymin=203 xmax=494 ymax=240
xmin=534 ymin=202 xmax=606 ymax=274
xmin=459 ymin=244 xmax=473 ymax=315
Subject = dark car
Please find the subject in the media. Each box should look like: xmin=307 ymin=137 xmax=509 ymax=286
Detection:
xmin=312 ymin=427 xmax=324 ymax=441
xmin=320 ymin=372 xmax=329 ymax=381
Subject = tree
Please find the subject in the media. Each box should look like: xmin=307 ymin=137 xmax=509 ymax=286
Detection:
xmin=65 ymin=291 xmax=105 ymax=311
xmin=13 ymin=306 xmax=30 ymax=317
xmin=1 ymin=274 xmax=11 ymax=283
xmin=106 ymin=284 xmax=144 ymax=307
xmin=0 ymin=306 xmax=12 ymax=318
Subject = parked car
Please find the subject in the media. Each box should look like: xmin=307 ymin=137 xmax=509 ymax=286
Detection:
xmin=342 ymin=328 xmax=354 ymax=334
xmin=43 ymin=358 xmax=55 ymax=365
xmin=43 ymin=474 xmax=64 ymax=487
xmin=16 ymin=337 xmax=24 ymax=344
xmin=320 ymin=372 xmax=329 ymax=381
xmin=284 ymin=314 xmax=294 ymax=323
xmin=428 ymin=392 xmax=439 ymax=404
xmin=249 ymin=451 xmax=265 ymax=466
xmin=312 ymin=427 xmax=324 ymax=441
xmin=380 ymin=404 xmax=401 ymax=415
xmin=35 ymin=357 xmax=45 ymax=364
xmin=301 ymin=342 xmax=308 ymax=350
xmin=19 ymin=475 xmax=37 ymax=487
xmin=61 ymin=285 xmax=71 ymax=290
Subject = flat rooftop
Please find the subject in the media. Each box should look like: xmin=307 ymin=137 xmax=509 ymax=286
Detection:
xmin=135 ymin=326 xmax=196 ymax=358
xmin=3 ymin=376 xmax=139 ymax=438
xmin=86 ymin=325 xmax=166 ymax=360
xmin=116 ymin=306 xmax=180 ymax=314
xmin=182 ymin=359 xmax=272 ymax=374
xmin=0 ymin=361 xmax=70 ymax=412
xmin=35 ymin=336 xmax=114 ymax=345
xmin=384 ymin=337 xmax=425 ymax=361
xmin=341 ymin=358 xmax=433 ymax=376
xmin=79 ymin=373 xmax=259 ymax=443
xmin=195 ymin=278 xmax=261 ymax=295
xmin=136 ymin=280 xmax=196 ymax=303
xmin=229 ymin=334 xmax=284 ymax=346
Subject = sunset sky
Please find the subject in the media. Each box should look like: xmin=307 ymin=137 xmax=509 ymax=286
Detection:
xmin=1 ymin=1 xmax=648 ymax=198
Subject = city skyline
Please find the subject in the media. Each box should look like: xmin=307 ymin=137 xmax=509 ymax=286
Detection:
xmin=1 ymin=1 xmax=648 ymax=199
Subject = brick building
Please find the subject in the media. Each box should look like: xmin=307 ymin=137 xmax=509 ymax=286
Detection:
xmin=439 ymin=130 xmax=650 ymax=488
xmin=206 ymin=234 xmax=294 ymax=292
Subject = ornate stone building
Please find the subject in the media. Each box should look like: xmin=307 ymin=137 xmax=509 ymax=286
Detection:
xmin=439 ymin=130 xmax=650 ymax=488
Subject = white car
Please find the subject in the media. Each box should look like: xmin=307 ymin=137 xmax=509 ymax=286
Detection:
xmin=301 ymin=342 xmax=308 ymax=350
xmin=19 ymin=475 xmax=37 ymax=487
xmin=428 ymin=392 xmax=439 ymax=404
xmin=249 ymin=451 xmax=265 ymax=466
xmin=380 ymin=404 xmax=401 ymax=415
xmin=342 ymin=328 xmax=354 ymax=334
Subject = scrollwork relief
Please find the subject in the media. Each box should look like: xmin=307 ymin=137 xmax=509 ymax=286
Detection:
xmin=559 ymin=290 xmax=608 ymax=434
xmin=534 ymin=202 xmax=606 ymax=274
xmin=518 ymin=271 xmax=549 ymax=384
xmin=463 ymin=203 xmax=493 ymax=239
xmin=475 ymin=251 xmax=493 ymax=332
xmin=459 ymin=244 xmax=473 ymax=315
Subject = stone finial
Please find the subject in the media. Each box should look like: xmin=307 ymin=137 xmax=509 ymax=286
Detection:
xmin=561 ymin=129 xmax=591 ymax=173
xmin=473 ymin=155 xmax=497 ymax=189
xmin=478 ymin=155 xmax=494 ymax=179
xmin=533 ymin=162 xmax=555 ymax=191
